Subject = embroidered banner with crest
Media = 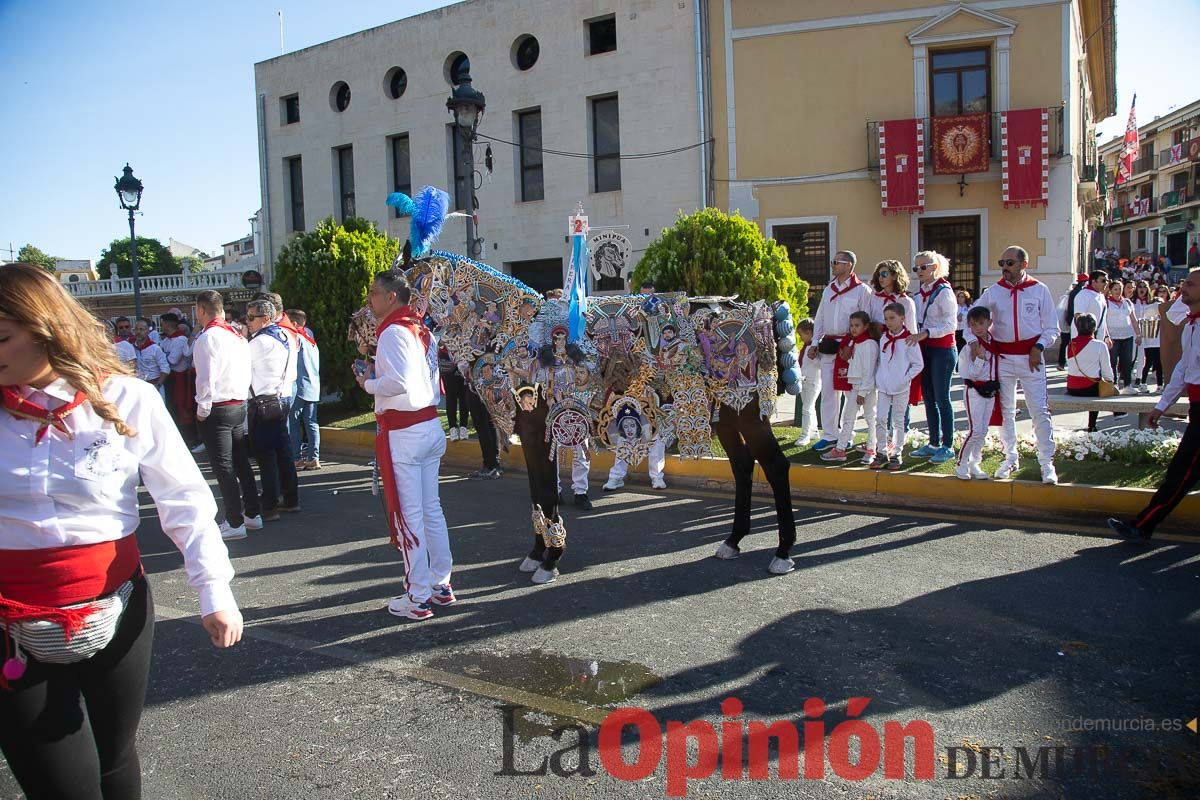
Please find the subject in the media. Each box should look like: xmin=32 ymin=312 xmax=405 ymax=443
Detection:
xmin=931 ymin=113 xmax=990 ymax=175
xmin=878 ymin=118 xmax=925 ymax=215
xmin=1001 ymin=108 xmax=1049 ymax=208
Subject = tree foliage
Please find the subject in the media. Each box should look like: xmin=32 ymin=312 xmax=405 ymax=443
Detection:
xmin=630 ymin=208 xmax=808 ymax=319
xmin=97 ymin=236 xmax=179 ymax=279
xmin=271 ymin=216 xmax=400 ymax=403
xmin=18 ymin=244 xmax=57 ymax=271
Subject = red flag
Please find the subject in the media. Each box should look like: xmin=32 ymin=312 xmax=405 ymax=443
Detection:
xmin=1001 ymin=108 xmax=1049 ymax=208
xmin=879 ymin=119 xmax=925 ymax=214
xmin=1115 ymin=95 xmax=1138 ymax=186
xmin=931 ymin=113 xmax=990 ymax=174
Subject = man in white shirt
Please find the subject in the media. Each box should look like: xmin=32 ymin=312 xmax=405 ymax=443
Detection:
xmin=808 ymin=250 xmax=872 ymax=452
xmin=965 ymin=245 xmax=1060 ymax=484
xmin=131 ymin=318 xmax=169 ymax=394
xmin=1109 ymin=269 xmax=1200 ymax=539
xmin=358 ymin=270 xmax=454 ymax=620
xmin=1071 ymin=272 xmax=1110 ymax=340
xmin=193 ymin=290 xmax=262 ymax=540
xmin=159 ymin=312 xmax=200 ymax=451
xmin=246 ymin=299 xmax=300 ymax=521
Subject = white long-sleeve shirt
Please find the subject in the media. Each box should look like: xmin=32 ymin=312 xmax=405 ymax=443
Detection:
xmin=845 ymin=338 xmax=878 ymax=391
xmin=1158 ymin=315 xmax=1200 ymax=412
xmin=813 ymin=274 xmax=872 ymax=341
xmin=133 ymin=340 xmax=169 ymax=383
xmin=875 ymin=330 xmax=923 ymax=395
xmin=1066 ymin=338 xmax=1114 ymax=383
xmin=959 ymin=341 xmax=999 ymax=383
xmin=0 ymin=375 xmax=238 ymax=618
xmin=365 ymin=323 xmax=442 ymax=412
xmin=799 ymin=342 xmax=822 ymax=379
xmin=192 ymin=320 xmax=252 ymax=418
xmin=1070 ymin=287 xmax=1109 ymax=339
xmin=965 ymin=277 xmax=1059 ymax=352
xmin=913 ymin=279 xmax=958 ymax=340
xmin=113 ymin=339 xmax=137 ymax=370
xmin=248 ymin=325 xmax=295 ymax=398
xmin=161 ymin=332 xmax=192 ymax=372
xmin=1105 ymin=297 xmax=1137 ymax=339
xmin=868 ymin=292 xmax=918 ymax=334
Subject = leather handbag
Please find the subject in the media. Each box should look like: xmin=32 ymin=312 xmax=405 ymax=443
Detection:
xmin=1072 ymin=353 xmax=1117 ymax=398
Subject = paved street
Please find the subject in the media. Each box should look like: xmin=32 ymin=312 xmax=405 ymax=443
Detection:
xmin=3 ymin=457 xmax=1197 ymax=800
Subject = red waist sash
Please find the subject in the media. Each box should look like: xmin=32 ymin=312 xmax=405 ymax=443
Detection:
xmin=991 ymin=336 xmax=1041 ymax=355
xmin=1067 ymin=375 xmax=1098 ymax=390
xmin=1188 ymin=383 xmax=1200 ymax=403
xmin=921 ymin=333 xmax=956 ymax=349
xmin=375 ymin=406 xmax=439 ymax=550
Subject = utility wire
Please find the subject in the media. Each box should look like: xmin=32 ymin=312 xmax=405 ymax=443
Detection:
xmin=475 ymin=132 xmax=713 ymax=160
xmin=714 ymin=167 xmax=872 ymax=183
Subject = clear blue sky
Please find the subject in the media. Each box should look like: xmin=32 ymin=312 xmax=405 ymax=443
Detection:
xmin=1 ymin=0 xmax=1195 ymax=263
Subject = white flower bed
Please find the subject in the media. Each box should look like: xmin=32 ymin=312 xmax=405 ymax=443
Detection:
xmin=903 ymin=426 xmax=1180 ymax=466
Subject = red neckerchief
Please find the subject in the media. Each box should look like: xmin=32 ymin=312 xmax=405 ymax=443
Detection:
xmin=1067 ymin=334 xmax=1093 ymax=358
xmin=377 ymin=305 xmax=432 ymax=354
xmin=919 ymin=277 xmax=950 ymax=301
xmin=134 ymin=338 xmax=156 ymax=352
xmin=167 ymin=330 xmax=187 ymax=339
xmin=998 ymin=276 xmax=1038 ymax=295
xmin=839 ymin=330 xmax=872 ymax=352
xmin=976 ymin=336 xmax=1000 ymax=357
xmin=829 ymin=274 xmax=862 ymax=300
xmin=203 ymin=317 xmax=240 ymax=336
xmin=1186 ymin=310 xmax=1200 ymax=327
xmin=1 ymin=385 xmax=87 ymax=443
xmin=875 ymin=291 xmax=898 ymax=304
xmin=292 ymin=325 xmax=317 ymax=346
xmin=1107 ymin=298 xmax=1124 ymax=307
xmin=276 ymin=318 xmax=304 ymax=343
xmin=882 ymin=328 xmax=910 ymax=354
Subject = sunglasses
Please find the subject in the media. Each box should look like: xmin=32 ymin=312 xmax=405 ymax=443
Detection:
xmin=913 ymin=264 xmax=934 ymax=273
xmin=878 ymin=270 xmax=892 ymax=278
xmin=831 ymin=259 xmax=853 ymax=267
xmin=246 ymin=314 xmax=266 ymax=321
xmin=997 ymin=259 xmax=1022 ymax=267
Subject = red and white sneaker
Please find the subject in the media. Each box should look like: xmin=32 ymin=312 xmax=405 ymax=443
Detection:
xmin=429 ymin=583 xmax=457 ymax=606
xmin=387 ymin=593 xmax=433 ymax=620
xmin=820 ymin=448 xmax=848 ymax=462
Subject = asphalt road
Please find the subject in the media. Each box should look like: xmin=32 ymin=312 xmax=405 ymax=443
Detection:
xmin=3 ymin=456 xmax=1197 ymax=800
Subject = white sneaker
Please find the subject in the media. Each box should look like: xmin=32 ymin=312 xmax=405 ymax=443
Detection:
xmin=190 ymin=442 xmax=206 ymax=454
xmin=448 ymin=427 xmax=460 ymax=441
xmin=458 ymin=426 xmax=470 ymax=440
xmin=767 ymin=556 xmax=795 ymax=575
xmin=994 ymin=459 xmax=1019 ymax=480
xmin=602 ymin=478 xmax=624 ymax=491
xmin=518 ymin=556 xmax=540 ymax=573
xmin=1120 ymin=386 xmax=1137 ymax=396
xmin=243 ymin=515 xmax=264 ymax=530
xmin=531 ymin=566 xmax=559 ymax=584
xmin=955 ymin=465 xmax=973 ymax=481
xmin=219 ymin=522 xmax=247 ymax=541
xmin=650 ymin=476 xmax=667 ymax=490
xmin=794 ymin=435 xmax=812 ymax=448
xmin=1041 ymin=464 xmax=1059 ymax=485
xmin=387 ymin=593 xmax=433 ymax=620
xmin=969 ymin=465 xmax=990 ymax=480
xmin=714 ymin=542 xmax=739 ymax=560
xmin=1137 ymin=384 xmax=1151 ymax=395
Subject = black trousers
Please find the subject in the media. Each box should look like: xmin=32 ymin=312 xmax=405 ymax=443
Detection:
xmin=250 ymin=402 xmax=299 ymax=511
xmin=0 ymin=573 xmax=154 ymax=800
xmin=713 ymin=400 xmax=797 ymax=559
xmin=1141 ymin=346 xmax=1162 ymax=386
xmin=1057 ymin=332 xmax=1071 ymax=369
xmin=442 ymin=370 xmax=468 ymax=429
xmin=1110 ymin=337 xmax=1135 ymax=387
xmin=465 ymin=388 xmax=500 ymax=471
xmin=1067 ymin=383 xmax=1100 ymax=430
xmin=515 ymin=399 xmax=563 ymax=570
xmin=198 ymin=402 xmax=261 ymax=527
xmin=1135 ymin=402 xmax=1200 ymax=534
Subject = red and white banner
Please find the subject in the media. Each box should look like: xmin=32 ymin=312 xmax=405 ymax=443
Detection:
xmin=1001 ymin=108 xmax=1049 ymax=208
xmin=931 ymin=113 xmax=990 ymax=174
xmin=1115 ymin=95 xmax=1138 ymax=186
xmin=878 ymin=119 xmax=925 ymax=215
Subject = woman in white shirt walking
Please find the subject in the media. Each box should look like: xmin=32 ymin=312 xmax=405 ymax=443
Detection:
xmin=1105 ymin=279 xmax=1140 ymax=392
xmin=0 ymin=262 xmax=242 ymax=799
xmin=1065 ymin=312 xmax=1114 ymax=432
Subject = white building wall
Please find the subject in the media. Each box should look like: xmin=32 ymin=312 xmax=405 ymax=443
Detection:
xmin=254 ymin=0 xmax=702 ymax=290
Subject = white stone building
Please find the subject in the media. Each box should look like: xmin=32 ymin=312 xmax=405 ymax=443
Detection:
xmin=253 ymin=0 xmax=706 ymax=294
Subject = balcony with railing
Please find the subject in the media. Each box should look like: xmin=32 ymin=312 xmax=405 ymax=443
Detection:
xmin=1161 ymin=189 xmax=1197 ymax=210
xmin=1130 ymin=152 xmax=1156 ymax=176
xmin=866 ymin=107 xmax=1065 ymax=171
xmin=64 ymin=269 xmax=244 ymax=299
xmin=1105 ymin=195 xmax=1158 ymax=225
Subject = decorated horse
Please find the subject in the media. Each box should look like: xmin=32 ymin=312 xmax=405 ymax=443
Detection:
xmin=359 ymin=188 xmax=805 ymax=585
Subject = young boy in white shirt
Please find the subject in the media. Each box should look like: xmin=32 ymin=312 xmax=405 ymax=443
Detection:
xmin=869 ymin=303 xmax=923 ymax=470
xmin=956 ymin=306 xmax=1002 ymax=480
xmin=792 ymin=318 xmax=822 ymax=447
xmin=821 ymin=311 xmax=878 ymax=463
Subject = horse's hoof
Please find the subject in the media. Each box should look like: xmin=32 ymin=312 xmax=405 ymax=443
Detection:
xmin=768 ymin=556 xmax=795 ymax=575
xmin=518 ymin=557 xmax=540 ymax=573
xmin=714 ymin=543 xmax=740 ymax=560
xmin=532 ymin=567 xmax=559 ymax=584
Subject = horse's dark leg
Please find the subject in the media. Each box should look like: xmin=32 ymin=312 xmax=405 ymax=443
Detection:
xmin=713 ymin=405 xmax=754 ymax=552
xmin=514 ymin=400 xmax=564 ymax=571
xmin=740 ymin=403 xmax=797 ymax=559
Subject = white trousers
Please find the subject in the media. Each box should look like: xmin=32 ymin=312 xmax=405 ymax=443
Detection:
xmin=387 ymin=418 xmax=452 ymax=603
xmin=873 ymin=391 xmax=908 ymax=455
xmin=799 ymin=372 xmax=822 ymax=438
xmin=957 ymin=385 xmax=995 ymax=469
xmin=838 ymin=388 xmax=877 ymax=451
xmin=609 ymin=437 xmax=665 ymax=481
xmin=819 ymin=354 xmax=843 ymax=441
xmin=997 ymin=354 xmax=1055 ymax=466
xmin=556 ymin=442 xmax=591 ymax=494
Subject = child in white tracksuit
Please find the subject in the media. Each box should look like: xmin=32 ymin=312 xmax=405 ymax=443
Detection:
xmin=870 ymin=303 xmax=923 ymax=470
xmin=793 ymin=318 xmax=822 ymax=446
xmin=956 ymin=306 xmax=1001 ymax=480
xmin=821 ymin=311 xmax=878 ymax=462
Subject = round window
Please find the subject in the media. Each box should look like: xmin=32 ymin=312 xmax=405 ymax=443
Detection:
xmin=385 ymin=67 xmax=407 ymax=100
xmin=449 ymin=53 xmax=470 ymax=85
xmin=513 ymin=35 xmax=539 ymax=71
xmin=330 ymin=81 xmax=351 ymax=112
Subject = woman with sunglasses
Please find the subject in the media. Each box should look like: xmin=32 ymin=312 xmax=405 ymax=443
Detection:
xmin=908 ymin=251 xmax=958 ymax=464
xmin=868 ymin=260 xmax=916 ymax=334
xmin=1130 ymin=281 xmax=1155 ymax=393
xmin=1105 ymin=279 xmax=1140 ymax=394
xmin=0 ymin=263 xmax=242 ymax=798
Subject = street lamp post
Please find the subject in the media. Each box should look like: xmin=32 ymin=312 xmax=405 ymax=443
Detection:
xmin=446 ymin=69 xmax=486 ymax=258
xmin=114 ymin=164 xmax=145 ymax=319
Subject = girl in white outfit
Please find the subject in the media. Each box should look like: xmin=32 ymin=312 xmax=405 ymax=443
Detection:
xmin=821 ymin=311 xmax=878 ymax=462
xmin=870 ymin=303 xmax=923 ymax=470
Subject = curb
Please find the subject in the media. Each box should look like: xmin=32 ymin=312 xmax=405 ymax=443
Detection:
xmin=319 ymin=426 xmax=1200 ymax=526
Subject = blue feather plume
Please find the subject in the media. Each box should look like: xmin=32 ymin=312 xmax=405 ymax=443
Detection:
xmin=386 ymin=192 xmax=415 ymax=217
xmin=410 ymin=186 xmax=451 ymax=257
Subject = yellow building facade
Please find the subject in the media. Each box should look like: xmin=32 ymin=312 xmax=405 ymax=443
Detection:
xmin=706 ymin=0 xmax=1115 ymax=305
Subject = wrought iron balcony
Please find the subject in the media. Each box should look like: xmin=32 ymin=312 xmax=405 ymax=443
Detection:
xmin=1079 ymin=163 xmax=1097 ymax=183
xmin=866 ymin=107 xmax=1065 ymax=171
xmin=1130 ymin=153 xmax=1156 ymax=175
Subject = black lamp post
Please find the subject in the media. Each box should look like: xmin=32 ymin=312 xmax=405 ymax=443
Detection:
xmin=446 ymin=69 xmax=486 ymax=257
xmin=114 ymin=164 xmax=145 ymax=319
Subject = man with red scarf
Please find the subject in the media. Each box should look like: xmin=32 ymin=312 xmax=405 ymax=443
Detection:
xmin=964 ymin=245 xmax=1060 ymax=484
xmin=357 ymin=270 xmax=454 ymax=622
xmin=131 ymin=318 xmax=169 ymax=394
xmin=809 ymin=250 xmax=872 ymax=452
xmin=159 ymin=312 xmax=200 ymax=451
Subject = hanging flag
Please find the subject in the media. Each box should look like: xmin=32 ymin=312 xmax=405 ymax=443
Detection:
xmin=1098 ymin=159 xmax=1110 ymax=216
xmin=565 ymin=210 xmax=589 ymax=342
xmin=1001 ymin=108 xmax=1049 ymax=208
xmin=931 ymin=113 xmax=991 ymax=174
xmin=879 ymin=119 xmax=925 ymax=214
xmin=1115 ymin=95 xmax=1138 ymax=186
